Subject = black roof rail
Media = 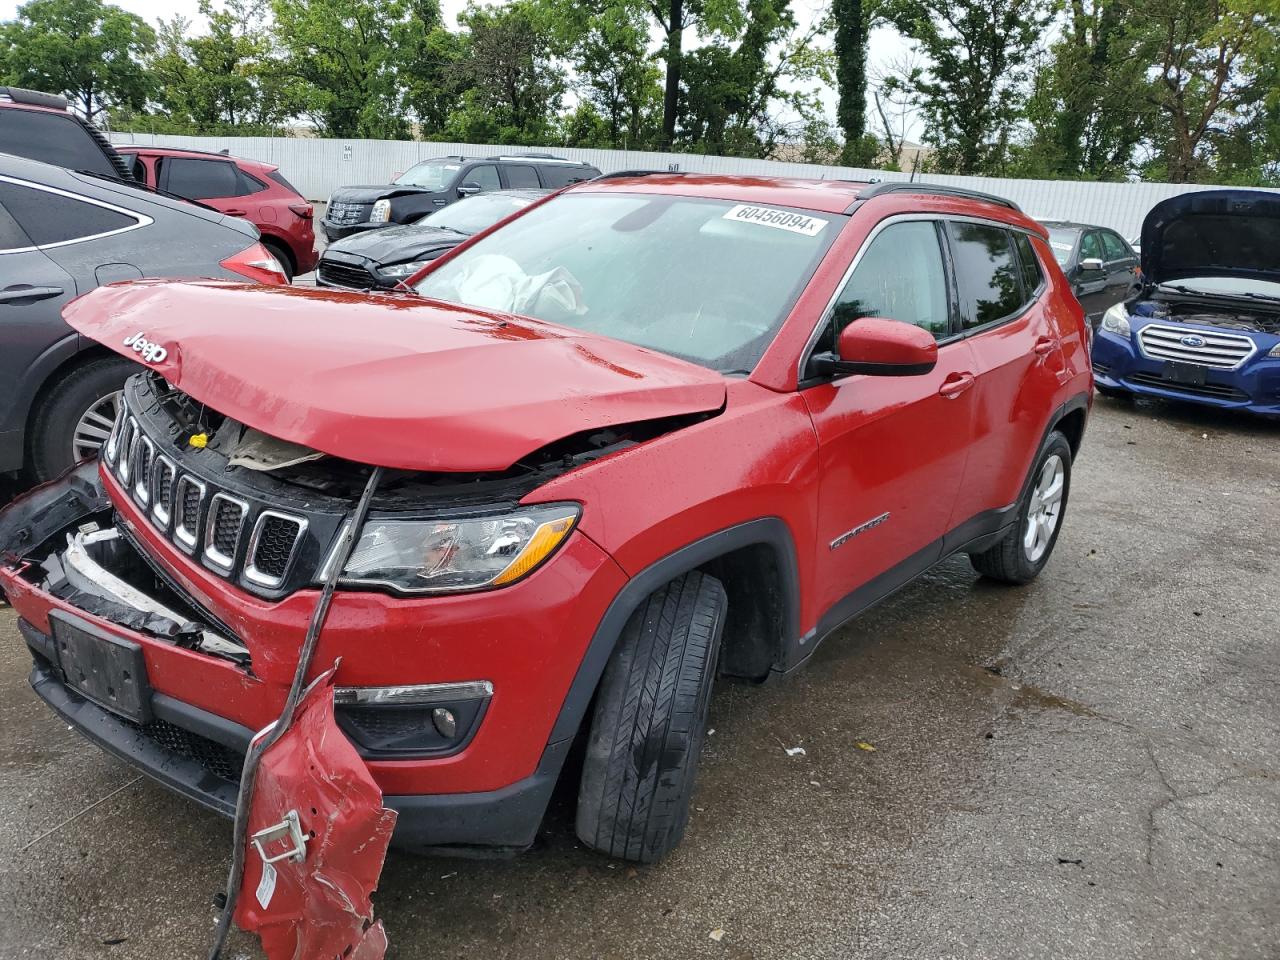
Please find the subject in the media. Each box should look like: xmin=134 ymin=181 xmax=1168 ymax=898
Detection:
xmin=0 ymin=86 xmax=69 ymax=110
xmin=591 ymin=169 xmax=696 ymax=180
xmin=858 ymin=180 xmax=1021 ymax=212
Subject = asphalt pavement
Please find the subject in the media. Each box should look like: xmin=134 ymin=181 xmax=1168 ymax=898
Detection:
xmin=1 ymin=395 xmax=1277 ymax=960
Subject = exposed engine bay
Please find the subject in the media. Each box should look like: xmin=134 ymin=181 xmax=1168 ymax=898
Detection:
xmin=1145 ymin=290 xmax=1280 ymax=334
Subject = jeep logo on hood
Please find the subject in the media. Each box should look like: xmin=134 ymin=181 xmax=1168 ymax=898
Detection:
xmin=123 ymin=332 xmax=168 ymax=364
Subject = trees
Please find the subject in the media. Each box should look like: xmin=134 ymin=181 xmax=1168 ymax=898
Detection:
xmin=832 ymin=0 xmax=874 ymax=165
xmin=0 ymin=0 xmax=154 ymax=122
xmin=882 ymin=0 xmax=1052 ymax=175
xmin=268 ymin=0 xmax=438 ymax=138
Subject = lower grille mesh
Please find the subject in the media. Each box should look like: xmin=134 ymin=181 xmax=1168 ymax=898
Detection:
xmin=135 ymin=718 xmax=244 ymax=783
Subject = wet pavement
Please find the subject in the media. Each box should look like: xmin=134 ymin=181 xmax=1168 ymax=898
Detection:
xmin=1 ymin=396 xmax=1277 ymax=960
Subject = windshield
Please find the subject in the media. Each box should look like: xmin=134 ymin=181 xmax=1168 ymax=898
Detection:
xmin=394 ymin=160 xmax=461 ymax=190
xmin=414 ymin=193 xmax=842 ymax=373
xmin=1045 ymin=228 xmax=1077 ymax=266
xmin=1160 ymin=276 xmax=1280 ymax=299
xmin=421 ymin=192 xmax=538 ymax=235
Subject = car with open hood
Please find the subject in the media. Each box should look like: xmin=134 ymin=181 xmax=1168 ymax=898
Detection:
xmin=316 ymin=188 xmax=547 ymax=290
xmin=320 ymin=154 xmax=599 ymax=242
xmin=0 ymin=174 xmax=1091 ymax=864
xmin=1092 ymin=189 xmax=1280 ymax=414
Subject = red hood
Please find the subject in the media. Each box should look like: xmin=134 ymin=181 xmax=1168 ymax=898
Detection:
xmin=64 ymin=280 xmax=727 ymax=472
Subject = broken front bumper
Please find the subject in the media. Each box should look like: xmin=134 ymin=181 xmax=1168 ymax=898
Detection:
xmin=2 ymin=462 xmax=627 ymax=853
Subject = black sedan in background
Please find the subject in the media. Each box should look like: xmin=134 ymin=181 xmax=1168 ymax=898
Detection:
xmin=1042 ymin=220 xmax=1142 ymax=325
xmin=316 ymin=189 xmax=547 ymax=290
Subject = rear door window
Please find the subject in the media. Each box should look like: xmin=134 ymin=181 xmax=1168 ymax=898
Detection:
xmin=0 ymin=179 xmax=142 ymax=246
xmin=539 ymin=164 xmax=594 ymax=188
xmin=0 ymin=200 xmax=32 ymax=251
xmin=503 ymin=165 xmax=540 ymax=188
xmin=1079 ymin=231 xmax=1104 ymax=263
xmin=947 ymin=222 xmax=1023 ymax=329
xmin=160 ymin=157 xmax=241 ymax=200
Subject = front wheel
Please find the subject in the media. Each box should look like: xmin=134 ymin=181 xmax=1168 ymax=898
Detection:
xmin=27 ymin=356 xmax=134 ymax=482
xmin=576 ymin=570 xmax=727 ymax=863
xmin=969 ymin=431 xmax=1073 ymax=584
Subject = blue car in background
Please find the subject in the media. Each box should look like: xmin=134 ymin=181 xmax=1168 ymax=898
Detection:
xmin=1092 ymin=189 xmax=1280 ymax=415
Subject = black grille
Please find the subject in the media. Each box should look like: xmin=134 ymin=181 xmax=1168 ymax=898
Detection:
xmin=156 ymin=462 xmax=174 ymax=512
xmin=253 ymin=515 xmax=301 ymax=579
xmin=180 ymin=483 xmax=201 ymax=527
xmin=136 ymin=718 xmax=243 ymax=783
xmin=211 ymin=500 xmax=244 ymax=556
xmin=317 ymin=259 xmax=380 ymax=289
xmin=1127 ymin=373 xmax=1249 ymax=402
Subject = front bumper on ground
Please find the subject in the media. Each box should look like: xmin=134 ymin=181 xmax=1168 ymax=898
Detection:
xmin=1 ymin=464 xmax=627 ymax=853
xmin=1092 ymin=325 xmax=1280 ymax=415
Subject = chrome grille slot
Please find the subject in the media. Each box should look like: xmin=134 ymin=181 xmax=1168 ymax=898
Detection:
xmin=132 ymin=436 xmax=154 ymax=505
xmin=245 ymin=511 xmax=307 ymax=588
xmin=204 ymin=493 xmax=248 ymax=571
xmin=173 ymin=475 xmax=206 ymax=551
xmin=151 ymin=455 xmax=176 ymax=527
xmin=103 ymin=406 xmax=125 ymax=465
xmin=1137 ymin=324 xmax=1256 ymax=370
xmin=117 ymin=417 xmax=139 ymax=484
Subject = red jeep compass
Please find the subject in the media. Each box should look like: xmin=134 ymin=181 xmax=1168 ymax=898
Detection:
xmin=0 ymin=174 xmax=1090 ymax=864
xmin=118 ymin=145 xmax=317 ymax=280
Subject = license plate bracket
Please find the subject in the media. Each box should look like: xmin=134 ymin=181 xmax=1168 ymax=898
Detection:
xmin=51 ymin=611 xmax=152 ymax=723
xmin=1162 ymin=360 xmax=1208 ymax=387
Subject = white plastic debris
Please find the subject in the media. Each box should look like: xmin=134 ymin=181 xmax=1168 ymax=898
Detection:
xmin=784 ymin=746 xmax=806 ymax=757
xmin=709 ymin=929 xmax=725 ymax=942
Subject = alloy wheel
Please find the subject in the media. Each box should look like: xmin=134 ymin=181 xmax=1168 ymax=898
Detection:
xmin=1023 ymin=454 xmax=1065 ymax=563
xmin=72 ymin=390 xmax=122 ymax=462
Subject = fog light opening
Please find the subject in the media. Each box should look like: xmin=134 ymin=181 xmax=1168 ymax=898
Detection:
xmin=431 ymin=707 xmax=457 ymax=739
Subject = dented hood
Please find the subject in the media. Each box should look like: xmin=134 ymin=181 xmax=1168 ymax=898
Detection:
xmin=64 ymin=280 xmax=727 ymax=472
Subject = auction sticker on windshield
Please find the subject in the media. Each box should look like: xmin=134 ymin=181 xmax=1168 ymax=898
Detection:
xmin=723 ymin=204 xmax=828 ymax=236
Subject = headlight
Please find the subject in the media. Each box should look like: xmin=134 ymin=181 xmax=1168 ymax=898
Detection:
xmin=335 ymin=503 xmax=580 ymax=594
xmin=1101 ymin=303 xmax=1131 ymax=337
xmin=1269 ymin=343 xmax=1280 ymax=358
xmin=370 ymin=199 xmax=391 ymax=223
xmin=378 ymin=260 xmax=428 ymax=279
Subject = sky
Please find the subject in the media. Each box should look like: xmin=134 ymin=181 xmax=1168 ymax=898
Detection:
xmin=0 ymin=0 xmax=922 ymax=141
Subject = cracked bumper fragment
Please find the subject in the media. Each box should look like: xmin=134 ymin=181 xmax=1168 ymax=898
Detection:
xmin=235 ymin=665 xmax=398 ymax=959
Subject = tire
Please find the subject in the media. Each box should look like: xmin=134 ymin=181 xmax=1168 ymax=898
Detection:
xmin=27 ymin=356 xmax=134 ymax=482
xmin=969 ymin=431 xmax=1073 ymax=585
xmin=576 ymin=570 xmax=727 ymax=863
xmin=262 ymin=239 xmax=294 ymax=282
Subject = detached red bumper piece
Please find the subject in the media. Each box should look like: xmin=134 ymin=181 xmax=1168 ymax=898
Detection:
xmin=235 ymin=666 xmax=396 ymax=960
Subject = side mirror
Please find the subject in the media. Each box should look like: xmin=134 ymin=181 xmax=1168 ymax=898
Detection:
xmin=1079 ymin=257 xmax=1104 ymax=272
xmin=812 ymin=317 xmax=938 ymax=379
xmin=457 ymin=182 xmax=482 ymax=197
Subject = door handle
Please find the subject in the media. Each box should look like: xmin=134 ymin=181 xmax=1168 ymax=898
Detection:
xmin=938 ymin=372 xmax=975 ymax=399
xmin=1033 ymin=337 xmax=1057 ymax=357
xmin=224 ymin=208 xmax=248 ymax=216
xmin=0 ymin=284 xmax=63 ymax=303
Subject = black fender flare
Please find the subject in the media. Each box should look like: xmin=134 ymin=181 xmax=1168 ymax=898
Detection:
xmin=544 ymin=517 xmax=802 ymax=746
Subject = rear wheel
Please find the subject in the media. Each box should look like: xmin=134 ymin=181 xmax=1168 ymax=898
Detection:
xmin=28 ymin=356 xmax=133 ymax=482
xmin=262 ymin=239 xmax=294 ymax=282
xmin=969 ymin=431 xmax=1073 ymax=584
xmin=576 ymin=570 xmax=727 ymax=863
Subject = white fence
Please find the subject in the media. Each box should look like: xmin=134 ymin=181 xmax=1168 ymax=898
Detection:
xmin=109 ymin=131 xmax=1278 ymax=239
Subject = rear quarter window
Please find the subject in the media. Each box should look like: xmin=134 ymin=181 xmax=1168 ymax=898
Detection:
xmin=539 ymin=165 xmax=597 ymax=188
xmin=1013 ymin=233 xmax=1044 ymax=295
xmin=0 ymin=179 xmax=141 ymax=246
xmin=948 ymin=221 xmax=1023 ymax=329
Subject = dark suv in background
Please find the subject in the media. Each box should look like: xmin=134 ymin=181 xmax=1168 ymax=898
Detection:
xmin=0 ymin=86 xmax=133 ymax=180
xmin=321 ymin=153 xmax=600 ymax=240
xmin=1041 ymin=220 xmax=1141 ymax=325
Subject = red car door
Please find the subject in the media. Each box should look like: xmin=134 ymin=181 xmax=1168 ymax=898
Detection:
xmin=802 ymin=219 xmax=977 ymax=624
xmin=948 ymin=223 xmax=1067 ymax=526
